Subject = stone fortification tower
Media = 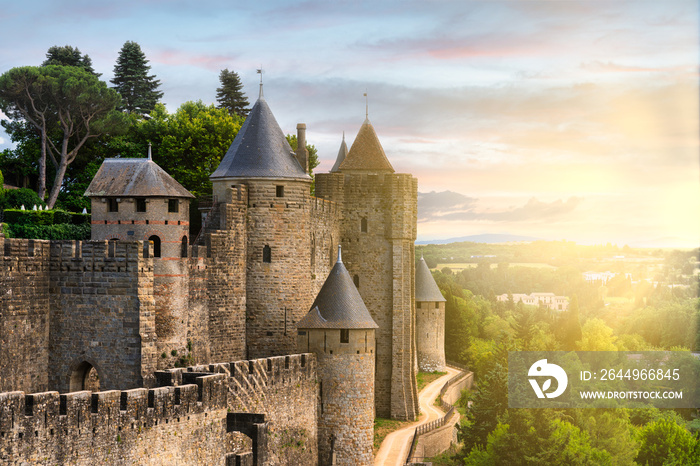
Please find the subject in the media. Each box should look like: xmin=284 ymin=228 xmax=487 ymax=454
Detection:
xmin=85 ymin=155 xmax=195 ymax=367
xmin=415 ymin=255 xmax=446 ymax=372
xmin=210 ymin=91 xmax=314 ymax=359
xmin=315 ymin=118 xmax=419 ymax=420
xmin=297 ymin=246 xmax=377 ymax=466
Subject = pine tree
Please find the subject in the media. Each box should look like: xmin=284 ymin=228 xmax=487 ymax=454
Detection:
xmin=111 ymin=41 xmax=163 ymax=116
xmin=42 ymin=45 xmax=99 ymax=76
xmin=216 ymin=69 xmax=249 ymax=118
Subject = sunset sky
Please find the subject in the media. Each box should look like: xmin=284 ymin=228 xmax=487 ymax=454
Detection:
xmin=1 ymin=1 xmax=698 ymax=248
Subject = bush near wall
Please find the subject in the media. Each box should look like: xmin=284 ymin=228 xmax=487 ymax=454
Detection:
xmin=0 ymin=188 xmax=45 ymax=210
xmin=2 ymin=223 xmax=91 ymax=240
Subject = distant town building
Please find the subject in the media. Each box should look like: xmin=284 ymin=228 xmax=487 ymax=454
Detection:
xmin=496 ymin=292 xmax=569 ymax=311
xmin=583 ymin=271 xmax=632 ymax=284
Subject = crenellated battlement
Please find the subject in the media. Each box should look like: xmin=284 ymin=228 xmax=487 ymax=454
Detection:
xmin=0 ymin=374 xmax=227 ymax=465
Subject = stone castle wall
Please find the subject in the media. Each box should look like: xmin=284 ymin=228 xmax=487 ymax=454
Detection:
xmin=0 ymin=238 xmax=51 ymax=393
xmin=47 ymin=240 xmax=157 ymax=393
xmin=0 ymin=373 xmax=229 ymax=465
xmin=0 ymin=354 xmax=319 ymax=465
xmin=309 ymin=196 xmax=341 ymax=295
xmin=416 ymin=301 xmax=446 ymax=372
xmin=242 ymin=179 xmax=315 ymax=359
xmin=315 ymin=172 xmax=418 ymax=420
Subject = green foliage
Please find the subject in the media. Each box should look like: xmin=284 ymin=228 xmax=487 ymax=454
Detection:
xmin=0 ymin=65 xmax=128 ymax=208
xmin=141 ymin=101 xmax=243 ymax=197
xmin=635 ymin=417 xmax=698 ymax=465
xmin=3 ymin=209 xmax=54 ymax=225
xmin=111 ymin=41 xmax=163 ymax=116
xmin=3 ymin=223 xmax=90 ymax=240
xmin=0 ymin=188 xmax=44 ymax=210
xmin=42 ymin=45 xmax=99 ymax=76
xmin=0 ymin=168 xmax=4 ymax=189
xmin=216 ymin=69 xmax=250 ymax=118
xmin=578 ymin=318 xmax=617 ymax=351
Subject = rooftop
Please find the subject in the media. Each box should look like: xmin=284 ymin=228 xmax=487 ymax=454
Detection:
xmin=84 ymin=158 xmax=194 ymax=198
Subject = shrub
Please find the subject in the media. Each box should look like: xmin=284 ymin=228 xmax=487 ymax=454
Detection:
xmin=3 ymin=223 xmax=91 ymax=240
xmin=0 ymin=188 xmax=44 ymax=210
xmin=3 ymin=209 xmax=54 ymax=225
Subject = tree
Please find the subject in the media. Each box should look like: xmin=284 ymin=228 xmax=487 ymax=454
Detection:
xmin=0 ymin=67 xmax=53 ymax=198
xmin=635 ymin=418 xmax=698 ymax=465
xmin=135 ymin=101 xmax=243 ymax=197
xmin=216 ymin=69 xmax=249 ymax=118
xmin=111 ymin=41 xmax=163 ymax=116
xmin=0 ymin=65 xmax=127 ymax=208
xmin=42 ymin=45 xmax=98 ymax=76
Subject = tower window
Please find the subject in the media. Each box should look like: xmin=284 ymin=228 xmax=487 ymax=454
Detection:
xmin=340 ymin=329 xmax=349 ymax=344
xmin=181 ymin=236 xmax=188 ymax=258
xmin=108 ymin=198 xmax=118 ymax=212
xmin=168 ymin=199 xmax=179 ymax=213
xmin=276 ymin=185 xmax=284 ymax=197
xmin=435 ymin=302 xmax=439 ymax=309
xmin=149 ymin=235 xmax=161 ymax=258
xmin=136 ymin=198 xmax=146 ymax=212
xmin=360 ymin=217 xmax=367 ymax=233
xmin=263 ymin=245 xmax=272 ymax=263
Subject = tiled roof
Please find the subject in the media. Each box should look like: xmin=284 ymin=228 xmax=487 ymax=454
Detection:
xmin=330 ymin=133 xmax=348 ymax=172
xmin=338 ymin=119 xmax=394 ymax=173
xmin=415 ymin=256 xmax=446 ymax=302
xmin=84 ymin=158 xmax=194 ymax=198
xmin=297 ymin=247 xmax=378 ymax=330
xmin=210 ymin=97 xmax=310 ymax=180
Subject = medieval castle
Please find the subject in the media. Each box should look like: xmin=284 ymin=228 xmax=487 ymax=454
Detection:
xmin=0 ymin=89 xmax=447 ymax=465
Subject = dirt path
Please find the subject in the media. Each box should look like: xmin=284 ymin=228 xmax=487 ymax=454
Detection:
xmin=374 ymin=366 xmax=460 ymax=466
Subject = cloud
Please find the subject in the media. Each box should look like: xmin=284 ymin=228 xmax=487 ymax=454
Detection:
xmin=151 ymin=49 xmax=240 ymax=72
xmin=418 ymin=191 xmax=583 ymax=223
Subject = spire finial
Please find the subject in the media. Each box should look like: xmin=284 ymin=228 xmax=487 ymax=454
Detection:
xmin=257 ymin=66 xmax=264 ymax=99
xmin=337 ymin=244 xmax=342 ymax=263
xmin=148 ymin=142 xmax=152 ymax=160
xmin=364 ymin=90 xmax=368 ymax=120
xmin=421 ymin=251 xmax=424 ymax=260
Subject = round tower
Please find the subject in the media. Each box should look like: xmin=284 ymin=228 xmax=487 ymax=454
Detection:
xmin=415 ymin=255 xmax=446 ymax=372
xmin=85 ymin=152 xmax=195 ymax=368
xmin=297 ymin=246 xmax=377 ymax=466
xmin=210 ymin=90 xmax=313 ymax=359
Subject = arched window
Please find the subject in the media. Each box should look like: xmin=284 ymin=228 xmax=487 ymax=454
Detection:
xmin=361 ymin=217 xmax=367 ymax=233
xmin=181 ymin=236 xmax=188 ymax=258
xmin=70 ymin=361 xmax=100 ymax=392
xmin=263 ymin=245 xmax=271 ymax=263
xmin=149 ymin=235 xmax=161 ymax=258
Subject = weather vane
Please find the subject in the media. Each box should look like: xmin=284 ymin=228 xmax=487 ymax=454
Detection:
xmin=257 ymin=66 xmax=264 ymax=98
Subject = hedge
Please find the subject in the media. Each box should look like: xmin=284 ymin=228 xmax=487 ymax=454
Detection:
xmin=3 ymin=208 xmax=90 ymax=226
xmin=2 ymin=223 xmax=91 ymax=241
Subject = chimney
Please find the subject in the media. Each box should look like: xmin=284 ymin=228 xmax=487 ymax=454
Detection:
xmin=296 ymin=123 xmax=309 ymax=174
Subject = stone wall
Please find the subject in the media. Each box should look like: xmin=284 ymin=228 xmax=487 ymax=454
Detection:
xmin=0 ymin=373 xmax=229 ymax=465
xmin=0 ymin=238 xmax=51 ymax=393
xmin=155 ymin=353 xmax=319 ymax=465
xmin=243 ymin=179 xmax=314 ymax=359
xmin=316 ymin=172 xmax=418 ymax=420
xmin=416 ymin=301 xmax=446 ymax=372
xmin=47 ymin=241 xmax=157 ymax=393
xmin=309 ymin=197 xmax=340 ymax=295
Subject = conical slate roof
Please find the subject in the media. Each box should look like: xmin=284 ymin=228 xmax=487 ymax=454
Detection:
xmin=338 ymin=119 xmax=394 ymax=173
xmin=84 ymin=158 xmax=194 ymax=198
xmin=330 ymin=133 xmax=348 ymax=172
xmin=210 ymin=97 xmax=310 ymax=180
xmin=416 ymin=256 xmax=446 ymax=302
xmin=297 ymin=247 xmax=378 ymax=330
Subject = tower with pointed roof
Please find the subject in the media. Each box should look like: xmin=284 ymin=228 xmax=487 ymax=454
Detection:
xmin=210 ymin=90 xmax=315 ymax=359
xmin=315 ymin=116 xmax=419 ymax=421
xmin=415 ymin=255 xmax=446 ymax=372
xmin=297 ymin=246 xmax=377 ymax=466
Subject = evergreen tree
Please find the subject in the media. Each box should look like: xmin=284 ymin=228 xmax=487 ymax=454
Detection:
xmin=42 ymin=45 xmax=99 ymax=76
xmin=111 ymin=41 xmax=163 ymax=116
xmin=216 ymin=69 xmax=249 ymax=118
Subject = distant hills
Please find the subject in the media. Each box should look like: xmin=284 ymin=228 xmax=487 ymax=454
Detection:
xmin=416 ymin=233 xmax=541 ymax=245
